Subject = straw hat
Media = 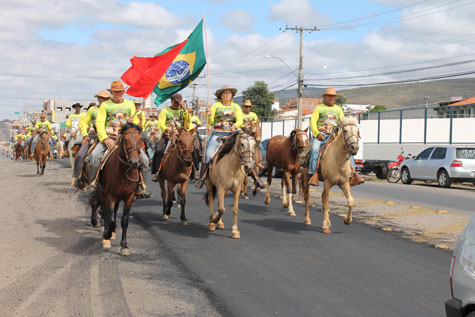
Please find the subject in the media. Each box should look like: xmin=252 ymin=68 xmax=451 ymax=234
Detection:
xmin=215 ymin=85 xmax=237 ymax=98
xmin=107 ymin=80 xmax=125 ymax=92
xmin=87 ymin=102 xmax=97 ymax=110
xmin=321 ymin=87 xmax=338 ymax=97
xmin=242 ymin=99 xmax=253 ymax=107
xmin=94 ymin=90 xmax=110 ymax=98
xmin=133 ymin=98 xmax=142 ymax=105
xmin=150 ymin=113 xmax=157 ymax=118
xmin=40 ymin=113 xmax=46 ymax=118
xmin=188 ymin=108 xmax=194 ymax=112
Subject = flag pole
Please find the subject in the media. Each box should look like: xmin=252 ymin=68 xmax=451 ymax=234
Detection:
xmin=203 ymin=15 xmax=210 ymax=135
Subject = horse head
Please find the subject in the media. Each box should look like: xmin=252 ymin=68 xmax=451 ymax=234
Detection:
xmin=290 ymin=127 xmax=309 ymax=153
xmin=237 ymin=130 xmax=256 ymax=174
xmin=339 ymin=117 xmax=359 ymax=156
xmin=175 ymin=126 xmax=196 ymax=167
xmin=120 ymin=122 xmax=144 ymax=169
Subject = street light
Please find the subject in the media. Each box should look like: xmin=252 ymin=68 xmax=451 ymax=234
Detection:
xmin=266 ymin=55 xmax=303 ymax=129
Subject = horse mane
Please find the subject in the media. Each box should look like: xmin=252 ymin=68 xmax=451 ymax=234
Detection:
xmin=120 ymin=122 xmax=142 ymax=134
xmin=216 ymin=131 xmax=239 ymax=162
xmin=340 ymin=116 xmax=357 ymax=126
xmin=241 ymin=127 xmax=255 ymax=137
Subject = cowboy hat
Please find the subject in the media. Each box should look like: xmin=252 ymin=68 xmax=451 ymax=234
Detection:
xmin=94 ymin=90 xmax=110 ymax=98
xmin=322 ymin=87 xmax=338 ymax=97
xmin=107 ymin=80 xmax=125 ymax=92
xmin=133 ymin=98 xmax=142 ymax=105
xmin=215 ymin=85 xmax=237 ymax=98
xmin=150 ymin=113 xmax=157 ymax=117
xmin=40 ymin=113 xmax=46 ymax=118
xmin=171 ymin=93 xmax=183 ymax=102
xmin=187 ymin=108 xmax=194 ymax=112
xmin=242 ymin=99 xmax=253 ymax=107
xmin=87 ymin=102 xmax=97 ymax=110
xmin=72 ymin=103 xmax=83 ymax=108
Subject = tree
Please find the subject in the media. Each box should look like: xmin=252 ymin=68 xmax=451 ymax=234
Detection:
xmin=335 ymin=94 xmax=347 ymax=106
xmin=369 ymin=105 xmax=387 ymax=112
xmin=241 ymin=81 xmax=276 ymax=121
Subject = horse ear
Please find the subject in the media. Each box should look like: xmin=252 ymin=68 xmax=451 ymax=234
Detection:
xmin=304 ymin=127 xmax=308 ymax=132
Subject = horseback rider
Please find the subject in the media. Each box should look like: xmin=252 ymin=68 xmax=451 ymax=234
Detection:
xmin=307 ymin=87 xmax=364 ymax=187
xmin=151 ymin=93 xmax=191 ymax=182
xmin=30 ymin=113 xmax=55 ymax=159
xmin=89 ymin=80 xmax=149 ymax=185
xmin=72 ymin=90 xmax=110 ymax=187
xmin=195 ymin=85 xmax=243 ymax=189
xmin=241 ymin=99 xmax=264 ymax=188
xmin=62 ymin=103 xmax=85 ymax=155
xmin=188 ymin=108 xmax=202 ymax=180
xmin=144 ymin=112 xmax=160 ymax=158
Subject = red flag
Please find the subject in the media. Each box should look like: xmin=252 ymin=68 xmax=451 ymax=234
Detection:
xmin=121 ymin=39 xmax=188 ymax=98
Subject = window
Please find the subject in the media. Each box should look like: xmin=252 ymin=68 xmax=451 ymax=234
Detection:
xmin=430 ymin=147 xmax=447 ymax=160
xmin=416 ymin=147 xmax=434 ymax=160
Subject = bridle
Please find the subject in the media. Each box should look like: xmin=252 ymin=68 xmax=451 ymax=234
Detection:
xmin=118 ymin=129 xmax=142 ymax=182
xmin=292 ymin=131 xmax=309 ymax=152
xmin=174 ymin=134 xmax=194 ymax=165
xmin=338 ymin=122 xmax=359 ymax=155
xmin=235 ymin=132 xmax=255 ymax=169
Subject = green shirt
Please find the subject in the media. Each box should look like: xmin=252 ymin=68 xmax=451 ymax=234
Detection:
xmin=190 ymin=115 xmax=201 ymax=129
xmin=158 ymin=107 xmax=191 ymax=132
xmin=96 ymin=99 xmax=135 ymax=142
xmin=79 ymin=106 xmax=99 ymax=137
xmin=242 ymin=111 xmax=258 ymax=123
xmin=310 ymin=103 xmax=345 ymax=136
xmin=208 ymin=102 xmax=243 ymax=128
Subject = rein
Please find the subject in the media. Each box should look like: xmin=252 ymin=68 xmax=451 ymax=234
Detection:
xmin=117 ymin=130 xmax=142 ymax=182
xmin=338 ymin=122 xmax=359 ymax=155
xmin=292 ymin=131 xmax=308 ymax=152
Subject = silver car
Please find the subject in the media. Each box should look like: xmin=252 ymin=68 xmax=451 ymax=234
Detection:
xmin=445 ymin=214 xmax=475 ymax=317
xmin=400 ymin=146 xmax=475 ymax=188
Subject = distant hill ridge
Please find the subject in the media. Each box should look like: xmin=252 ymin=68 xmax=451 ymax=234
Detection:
xmin=272 ymin=78 xmax=475 ymax=109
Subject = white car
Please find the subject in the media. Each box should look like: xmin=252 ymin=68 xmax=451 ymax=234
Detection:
xmin=400 ymin=146 xmax=475 ymax=188
xmin=445 ymin=214 xmax=475 ymax=317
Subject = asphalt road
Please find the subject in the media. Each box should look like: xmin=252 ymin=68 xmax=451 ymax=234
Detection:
xmin=351 ymin=179 xmax=475 ymax=214
xmin=131 ymin=178 xmax=452 ymax=316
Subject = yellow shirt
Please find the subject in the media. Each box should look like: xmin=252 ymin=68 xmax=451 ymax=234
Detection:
xmin=79 ymin=105 xmax=99 ymax=137
xmin=208 ymin=101 xmax=243 ymax=128
xmin=310 ymin=103 xmax=345 ymax=137
xmin=66 ymin=112 xmax=85 ymax=128
xmin=95 ymin=99 xmax=136 ymax=142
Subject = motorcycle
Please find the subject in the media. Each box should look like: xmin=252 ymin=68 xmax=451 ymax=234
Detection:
xmin=386 ymin=148 xmax=412 ymax=183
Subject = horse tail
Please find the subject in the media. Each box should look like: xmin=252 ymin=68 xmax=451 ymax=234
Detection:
xmin=204 ymin=185 xmax=217 ymax=207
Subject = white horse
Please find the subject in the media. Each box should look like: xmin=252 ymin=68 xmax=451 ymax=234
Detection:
xmin=67 ymin=120 xmax=81 ymax=183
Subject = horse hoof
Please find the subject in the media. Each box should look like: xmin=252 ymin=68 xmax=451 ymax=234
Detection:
xmin=111 ymin=232 xmax=116 ymax=240
xmin=253 ymin=190 xmax=257 ymax=197
xmin=283 ymin=202 xmax=289 ymax=208
xmin=181 ymin=220 xmax=188 ymax=226
xmin=264 ymin=198 xmax=270 ymax=205
xmin=120 ymin=248 xmax=131 ymax=256
xmin=344 ymin=218 xmax=352 ymax=225
xmin=288 ymin=211 xmax=296 ymax=217
xmin=100 ymin=226 xmax=104 ymax=232
xmin=208 ymin=223 xmax=216 ymax=231
xmin=322 ymin=228 xmax=331 ymax=234
xmin=244 ymin=195 xmax=249 ymax=200
xmin=217 ymin=222 xmax=225 ymax=230
xmin=162 ymin=214 xmax=168 ymax=220
xmin=232 ymin=231 xmax=241 ymax=239
xmin=102 ymin=239 xmax=111 ymax=249
xmin=304 ymin=219 xmax=312 ymax=226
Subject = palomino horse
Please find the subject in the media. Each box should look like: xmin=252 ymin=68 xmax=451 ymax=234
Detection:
xmin=301 ymin=116 xmax=360 ymax=232
xmin=205 ymin=129 xmax=256 ymax=239
xmin=34 ymin=132 xmax=50 ymax=175
xmin=264 ymin=128 xmax=309 ymax=216
xmin=90 ymin=122 xmax=145 ymax=256
xmin=158 ymin=127 xmax=197 ymax=224
xmin=67 ymin=120 xmax=81 ymax=183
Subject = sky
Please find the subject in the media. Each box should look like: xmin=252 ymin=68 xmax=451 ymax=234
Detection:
xmin=3 ymin=0 xmax=475 ymax=119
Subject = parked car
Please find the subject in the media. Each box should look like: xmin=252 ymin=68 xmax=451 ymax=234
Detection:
xmin=259 ymin=138 xmax=282 ymax=178
xmin=445 ymin=214 xmax=475 ymax=317
xmin=400 ymin=146 xmax=475 ymax=188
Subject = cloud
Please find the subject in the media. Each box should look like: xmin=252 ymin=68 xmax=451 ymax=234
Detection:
xmin=269 ymin=0 xmax=331 ymax=26
xmin=221 ymin=10 xmax=255 ymax=33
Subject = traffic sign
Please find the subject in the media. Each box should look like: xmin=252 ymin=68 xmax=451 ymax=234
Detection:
xmin=14 ymin=112 xmax=19 ymax=114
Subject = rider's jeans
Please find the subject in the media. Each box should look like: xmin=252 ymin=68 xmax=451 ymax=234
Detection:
xmin=90 ymin=141 xmax=149 ymax=168
xmin=31 ymin=134 xmax=53 ymax=153
xmin=73 ymin=142 xmax=90 ymax=178
xmin=205 ymin=130 xmax=232 ymax=164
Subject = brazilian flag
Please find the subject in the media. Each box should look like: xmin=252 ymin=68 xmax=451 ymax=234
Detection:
xmin=153 ymin=20 xmax=207 ymax=106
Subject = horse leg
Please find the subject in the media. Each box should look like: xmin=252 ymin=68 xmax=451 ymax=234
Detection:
xmin=111 ymin=202 xmax=119 ymax=240
xmin=339 ymin=181 xmax=354 ymax=225
xmin=212 ymin=187 xmax=226 ymax=225
xmin=119 ymin=194 xmax=135 ymax=256
xmin=242 ymin=175 xmax=249 ymax=199
xmin=90 ymin=191 xmax=100 ymax=228
xmin=302 ymin=172 xmax=311 ymax=225
xmin=101 ymin=197 xmax=115 ymax=249
xmin=264 ymin=164 xmax=273 ymax=205
xmin=36 ymin=159 xmax=40 ymax=175
xmin=231 ymin=189 xmax=241 ymax=239
xmin=322 ymin=181 xmax=332 ymax=234
xmin=282 ymin=171 xmax=290 ymax=210
xmin=286 ymin=171 xmax=297 ymax=217
xmin=253 ymin=166 xmax=259 ymax=197
xmin=158 ymin=178 xmax=168 ymax=219
xmin=165 ymin=181 xmax=174 ymax=216
xmin=179 ymin=181 xmax=189 ymax=225
xmin=206 ymin=181 xmax=216 ymax=231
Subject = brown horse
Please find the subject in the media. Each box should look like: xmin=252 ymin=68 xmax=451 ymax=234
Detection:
xmin=205 ymin=130 xmax=256 ymax=239
xmin=34 ymin=132 xmax=50 ymax=175
xmin=158 ymin=127 xmax=197 ymax=224
xmin=264 ymin=128 xmax=309 ymax=216
xmin=301 ymin=117 xmax=360 ymax=232
xmin=15 ymin=141 xmax=23 ymax=161
xmin=91 ymin=122 xmax=145 ymax=256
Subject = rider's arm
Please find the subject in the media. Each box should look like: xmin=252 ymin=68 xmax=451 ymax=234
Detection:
xmin=182 ymin=110 xmax=191 ymax=130
xmin=95 ymin=104 xmax=108 ymax=142
xmin=194 ymin=116 xmax=202 ymax=127
xmin=65 ymin=116 xmax=72 ymax=128
xmin=79 ymin=110 xmax=92 ymax=138
xmin=338 ymin=106 xmax=345 ymax=120
xmin=158 ymin=109 xmax=168 ymax=132
xmin=144 ymin=121 xmax=149 ymax=131
xmin=310 ymin=106 xmax=321 ymax=138
xmin=208 ymin=103 xmax=217 ymax=127
xmin=234 ymin=104 xmax=243 ymax=128
xmin=140 ymin=112 xmax=146 ymax=128
xmin=47 ymin=121 xmax=52 ymax=132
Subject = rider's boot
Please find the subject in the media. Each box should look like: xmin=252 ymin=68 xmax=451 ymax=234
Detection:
xmin=349 ymin=171 xmax=365 ymax=187
xmin=195 ymin=163 xmax=209 ymax=189
xmin=89 ymin=165 xmax=99 ymax=187
xmin=308 ymin=172 xmax=320 ymax=186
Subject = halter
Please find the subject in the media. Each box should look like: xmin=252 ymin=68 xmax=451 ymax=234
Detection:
xmin=117 ymin=129 xmax=142 ymax=182
xmin=338 ymin=122 xmax=359 ymax=155
xmin=235 ymin=133 xmax=255 ymax=168
xmin=292 ymin=131 xmax=308 ymax=152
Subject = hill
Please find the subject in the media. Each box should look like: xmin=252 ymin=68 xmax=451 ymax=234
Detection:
xmin=272 ymin=78 xmax=475 ymax=109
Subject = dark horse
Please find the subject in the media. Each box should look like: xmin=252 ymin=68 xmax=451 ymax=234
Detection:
xmin=15 ymin=141 xmax=23 ymax=161
xmin=34 ymin=132 xmax=50 ymax=175
xmin=158 ymin=127 xmax=197 ymax=224
xmin=264 ymin=128 xmax=309 ymax=216
xmin=89 ymin=123 xmax=145 ymax=256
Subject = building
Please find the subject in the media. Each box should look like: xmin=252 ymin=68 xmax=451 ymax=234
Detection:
xmin=436 ymin=97 xmax=475 ymax=118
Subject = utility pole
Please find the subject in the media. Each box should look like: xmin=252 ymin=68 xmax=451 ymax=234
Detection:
xmin=284 ymin=26 xmax=318 ymax=129
xmin=191 ymin=75 xmax=206 ymax=113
